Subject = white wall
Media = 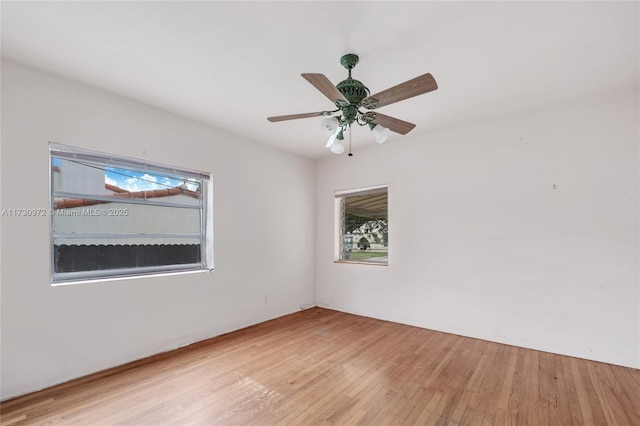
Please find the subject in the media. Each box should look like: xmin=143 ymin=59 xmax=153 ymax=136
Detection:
xmin=316 ymin=87 xmax=640 ymax=369
xmin=0 ymin=60 xmax=316 ymax=400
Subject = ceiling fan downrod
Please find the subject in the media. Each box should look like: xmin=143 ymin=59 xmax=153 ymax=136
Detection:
xmin=336 ymin=54 xmax=370 ymax=109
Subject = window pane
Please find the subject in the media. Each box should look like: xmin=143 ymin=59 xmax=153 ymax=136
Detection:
xmin=337 ymin=187 xmax=388 ymax=264
xmin=52 ymin=157 xmax=202 ymax=207
xmin=52 ymin=201 xmax=202 ymax=273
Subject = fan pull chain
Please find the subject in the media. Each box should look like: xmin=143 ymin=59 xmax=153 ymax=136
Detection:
xmin=348 ymin=125 xmax=353 ymax=157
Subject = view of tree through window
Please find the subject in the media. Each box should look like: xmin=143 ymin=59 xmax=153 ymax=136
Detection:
xmin=336 ymin=186 xmax=388 ymax=264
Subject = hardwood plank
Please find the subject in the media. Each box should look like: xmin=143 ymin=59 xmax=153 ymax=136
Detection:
xmin=507 ymin=348 xmax=541 ymax=425
xmin=1 ymin=307 xmax=639 ymax=425
xmin=574 ymin=358 xmax=608 ymax=425
xmin=492 ymin=345 xmax=519 ymax=425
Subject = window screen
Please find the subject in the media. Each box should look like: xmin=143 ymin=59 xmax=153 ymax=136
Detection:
xmin=50 ymin=142 xmax=213 ymax=284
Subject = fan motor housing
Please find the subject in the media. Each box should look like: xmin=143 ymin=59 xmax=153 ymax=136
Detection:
xmin=337 ymin=78 xmax=369 ymax=105
xmin=342 ymin=105 xmax=358 ymax=124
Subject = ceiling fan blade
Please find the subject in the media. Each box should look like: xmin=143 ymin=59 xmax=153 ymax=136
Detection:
xmin=362 ymin=73 xmax=438 ymax=110
xmin=267 ymin=111 xmax=331 ymax=122
xmin=370 ymin=112 xmax=416 ymax=135
xmin=301 ymin=73 xmax=349 ymax=106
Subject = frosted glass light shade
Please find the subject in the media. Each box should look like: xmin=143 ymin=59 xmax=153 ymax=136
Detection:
xmin=330 ymin=140 xmax=345 ymax=154
xmin=325 ymin=133 xmax=337 ymax=148
xmin=371 ymin=124 xmax=390 ymax=144
xmin=321 ymin=117 xmax=340 ymax=137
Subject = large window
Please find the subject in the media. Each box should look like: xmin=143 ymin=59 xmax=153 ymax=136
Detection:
xmin=50 ymin=143 xmax=213 ymax=284
xmin=335 ymin=185 xmax=388 ymax=265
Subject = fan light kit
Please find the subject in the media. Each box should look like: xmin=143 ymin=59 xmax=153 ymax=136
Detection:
xmin=268 ymin=53 xmax=438 ymax=156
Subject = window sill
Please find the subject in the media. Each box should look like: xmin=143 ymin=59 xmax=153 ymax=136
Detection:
xmin=334 ymin=260 xmax=388 ymax=266
xmin=51 ymin=267 xmax=213 ymax=286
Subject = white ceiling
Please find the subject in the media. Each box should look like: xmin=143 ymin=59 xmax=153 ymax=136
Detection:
xmin=1 ymin=1 xmax=638 ymax=159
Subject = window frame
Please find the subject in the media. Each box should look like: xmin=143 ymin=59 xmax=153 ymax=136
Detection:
xmin=334 ymin=185 xmax=388 ymax=266
xmin=49 ymin=142 xmax=214 ymax=285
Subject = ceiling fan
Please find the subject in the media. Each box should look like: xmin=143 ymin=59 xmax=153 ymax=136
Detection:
xmin=267 ymin=53 xmax=438 ymax=155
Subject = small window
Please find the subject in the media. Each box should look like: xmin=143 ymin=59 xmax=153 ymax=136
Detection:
xmin=50 ymin=142 xmax=213 ymax=284
xmin=335 ymin=185 xmax=388 ymax=265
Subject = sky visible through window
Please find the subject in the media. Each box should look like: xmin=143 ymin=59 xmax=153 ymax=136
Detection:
xmin=52 ymin=157 xmax=200 ymax=193
xmin=104 ymin=167 xmax=199 ymax=192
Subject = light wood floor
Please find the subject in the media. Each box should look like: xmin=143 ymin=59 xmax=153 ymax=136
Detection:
xmin=1 ymin=308 xmax=639 ymax=425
